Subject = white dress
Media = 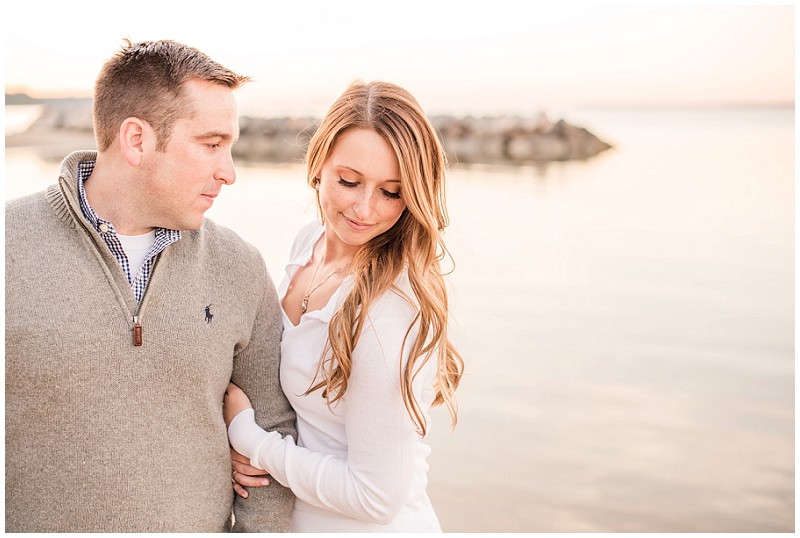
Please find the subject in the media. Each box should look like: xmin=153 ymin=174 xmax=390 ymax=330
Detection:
xmin=228 ymin=223 xmax=442 ymax=532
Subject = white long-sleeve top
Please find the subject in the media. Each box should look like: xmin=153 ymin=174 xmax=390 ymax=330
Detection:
xmin=228 ymin=223 xmax=442 ymax=532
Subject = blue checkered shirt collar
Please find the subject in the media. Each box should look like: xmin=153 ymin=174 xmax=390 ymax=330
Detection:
xmin=76 ymin=160 xmax=181 ymax=303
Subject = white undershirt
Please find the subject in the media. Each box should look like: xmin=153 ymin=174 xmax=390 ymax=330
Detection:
xmin=117 ymin=230 xmax=156 ymax=281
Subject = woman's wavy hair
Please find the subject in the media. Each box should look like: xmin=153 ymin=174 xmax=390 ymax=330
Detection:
xmin=305 ymin=80 xmax=463 ymax=436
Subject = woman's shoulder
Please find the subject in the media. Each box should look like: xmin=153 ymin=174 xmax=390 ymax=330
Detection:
xmin=295 ymin=220 xmax=324 ymax=245
xmin=366 ymin=269 xmax=419 ymax=324
xmin=288 ymin=221 xmax=324 ymax=260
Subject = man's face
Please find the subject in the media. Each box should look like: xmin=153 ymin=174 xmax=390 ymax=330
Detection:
xmin=140 ymin=79 xmax=239 ymax=231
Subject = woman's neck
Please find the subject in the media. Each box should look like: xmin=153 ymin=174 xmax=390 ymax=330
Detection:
xmin=320 ymin=225 xmax=358 ymax=267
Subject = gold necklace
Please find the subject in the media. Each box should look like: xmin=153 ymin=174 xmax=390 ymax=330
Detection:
xmin=301 ymin=255 xmax=347 ymax=314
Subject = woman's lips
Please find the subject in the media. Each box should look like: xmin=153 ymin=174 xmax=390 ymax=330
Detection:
xmin=343 ymin=215 xmax=371 ymax=230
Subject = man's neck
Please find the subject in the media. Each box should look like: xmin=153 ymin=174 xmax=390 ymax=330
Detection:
xmin=83 ymin=158 xmax=155 ymax=236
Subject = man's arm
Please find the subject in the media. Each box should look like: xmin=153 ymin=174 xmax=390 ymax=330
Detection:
xmin=229 ymin=262 xmax=296 ymax=532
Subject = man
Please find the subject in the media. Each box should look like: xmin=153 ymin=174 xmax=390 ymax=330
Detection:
xmin=5 ymin=39 xmax=296 ymax=532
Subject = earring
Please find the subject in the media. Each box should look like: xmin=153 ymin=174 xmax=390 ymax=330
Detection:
xmin=313 ymin=177 xmax=320 ymax=190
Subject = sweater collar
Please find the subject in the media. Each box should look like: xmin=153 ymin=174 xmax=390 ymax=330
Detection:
xmin=46 ymin=150 xmax=100 ymax=229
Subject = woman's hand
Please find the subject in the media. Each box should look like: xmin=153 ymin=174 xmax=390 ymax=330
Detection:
xmin=224 ymin=383 xmax=269 ymax=498
xmin=223 ymin=382 xmax=253 ymax=427
xmin=231 ymin=447 xmax=271 ymax=498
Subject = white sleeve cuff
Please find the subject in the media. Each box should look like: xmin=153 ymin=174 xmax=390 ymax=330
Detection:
xmin=227 ymin=408 xmax=271 ymax=467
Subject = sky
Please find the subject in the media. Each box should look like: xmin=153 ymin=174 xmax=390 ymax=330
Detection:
xmin=3 ymin=1 xmax=795 ymax=117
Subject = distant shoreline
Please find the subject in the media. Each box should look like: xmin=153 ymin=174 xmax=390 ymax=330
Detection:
xmin=6 ymin=94 xmax=614 ymax=164
xmin=7 ymin=96 xmax=795 ymax=166
xmin=6 ymin=92 xmax=793 ymax=112
xmin=6 ymin=93 xmax=92 ymax=106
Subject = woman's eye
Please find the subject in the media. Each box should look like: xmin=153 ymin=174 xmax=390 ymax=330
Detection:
xmin=383 ymin=190 xmax=402 ymax=200
xmin=338 ymin=178 xmax=357 ymax=187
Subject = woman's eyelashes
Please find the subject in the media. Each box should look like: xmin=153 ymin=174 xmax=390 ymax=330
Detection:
xmin=338 ymin=178 xmax=402 ymax=199
xmin=382 ymin=189 xmax=402 ymax=200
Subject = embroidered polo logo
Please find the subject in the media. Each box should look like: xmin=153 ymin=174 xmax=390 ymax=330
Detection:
xmin=205 ymin=304 xmax=214 ymax=324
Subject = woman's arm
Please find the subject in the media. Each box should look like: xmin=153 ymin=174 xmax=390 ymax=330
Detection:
xmin=226 ymin=290 xmax=435 ymax=524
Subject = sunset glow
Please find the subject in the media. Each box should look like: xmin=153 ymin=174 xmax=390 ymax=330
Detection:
xmin=4 ymin=2 xmax=795 ymax=116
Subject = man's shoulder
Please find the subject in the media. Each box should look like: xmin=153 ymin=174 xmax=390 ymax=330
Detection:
xmin=191 ymin=217 xmax=264 ymax=267
xmin=197 ymin=217 xmax=253 ymax=247
xmin=6 ymin=188 xmax=51 ymax=213
xmin=6 ymin=186 xmax=59 ymax=225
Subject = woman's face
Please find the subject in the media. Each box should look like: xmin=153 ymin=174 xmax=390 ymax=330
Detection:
xmin=317 ymin=128 xmax=406 ymax=250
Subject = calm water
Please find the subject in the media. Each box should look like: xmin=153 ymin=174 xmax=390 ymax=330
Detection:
xmin=5 ymin=106 xmax=794 ymax=532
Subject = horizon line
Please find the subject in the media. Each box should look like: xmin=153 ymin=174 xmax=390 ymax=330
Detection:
xmin=5 ymin=90 xmax=795 ymax=114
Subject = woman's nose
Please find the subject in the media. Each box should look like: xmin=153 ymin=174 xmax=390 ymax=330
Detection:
xmin=352 ymin=191 xmax=374 ymax=220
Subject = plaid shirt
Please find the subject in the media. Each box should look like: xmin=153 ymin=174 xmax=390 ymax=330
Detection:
xmin=77 ymin=161 xmax=181 ymax=303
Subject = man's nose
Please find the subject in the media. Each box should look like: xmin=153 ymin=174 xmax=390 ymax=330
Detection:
xmin=216 ymin=151 xmax=236 ymax=185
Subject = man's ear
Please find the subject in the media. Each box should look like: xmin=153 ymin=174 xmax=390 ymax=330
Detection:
xmin=119 ymin=117 xmax=155 ymax=166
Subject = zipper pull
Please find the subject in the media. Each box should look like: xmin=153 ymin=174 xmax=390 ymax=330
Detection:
xmin=133 ymin=316 xmax=143 ymax=347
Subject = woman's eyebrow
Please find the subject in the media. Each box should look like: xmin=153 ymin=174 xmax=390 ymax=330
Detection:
xmin=336 ymin=165 xmax=400 ymax=182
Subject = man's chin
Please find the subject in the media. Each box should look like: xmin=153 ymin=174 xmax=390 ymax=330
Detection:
xmin=165 ymin=217 xmax=205 ymax=232
xmin=182 ymin=220 xmax=205 ymax=231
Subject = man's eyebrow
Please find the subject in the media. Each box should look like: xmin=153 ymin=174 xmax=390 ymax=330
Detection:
xmin=195 ymin=131 xmax=237 ymax=142
xmin=337 ymin=165 xmax=400 ymax=182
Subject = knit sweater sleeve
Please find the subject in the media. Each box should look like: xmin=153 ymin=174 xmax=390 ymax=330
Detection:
xmin=229 ymin=257 xmax=298 ymax=532
xmin=228 ymin=287 xmax=434 ymax=525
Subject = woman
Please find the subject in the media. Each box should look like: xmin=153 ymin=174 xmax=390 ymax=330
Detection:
xmin=223 ymin=80 xmax=463 ymax=532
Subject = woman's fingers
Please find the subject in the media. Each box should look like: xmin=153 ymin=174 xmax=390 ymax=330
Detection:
xmin=233 ymin=480 xmax=249 ymax=499
xmin=230 ymin=447 xmax=269 ymax=479
xmin=232 ymin=459 xmax=269 ymax=478
xmin=233 ymin=469 xmax=270 ymax=487
xmin=229 ymin=446 xmax=269 ymax=493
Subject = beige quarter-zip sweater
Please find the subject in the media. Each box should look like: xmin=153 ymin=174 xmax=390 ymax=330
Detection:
xmin=5 ymin=151 xmax=296 ymax=532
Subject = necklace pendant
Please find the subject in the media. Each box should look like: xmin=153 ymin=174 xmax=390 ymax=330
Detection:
xmin=301 ymin=296 xmax=309 ymax=314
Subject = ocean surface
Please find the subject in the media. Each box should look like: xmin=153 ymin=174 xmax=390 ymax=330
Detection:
xmin=4 ymin=106 xmax=795 ymax=532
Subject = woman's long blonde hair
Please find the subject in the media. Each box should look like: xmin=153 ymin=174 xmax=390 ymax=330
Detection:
xmin=305 ymin=81 xmax=463 ymax=436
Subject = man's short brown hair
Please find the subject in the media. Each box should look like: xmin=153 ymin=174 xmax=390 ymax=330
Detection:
xmin=93 ymin=39 xmax=250 ymax=151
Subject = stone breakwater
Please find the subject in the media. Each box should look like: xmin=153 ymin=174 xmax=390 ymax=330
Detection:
xmin=17 ymin=102 xmax=612 ymax=164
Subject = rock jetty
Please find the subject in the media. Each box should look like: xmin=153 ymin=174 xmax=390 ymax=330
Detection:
xmin=432 ymin=113 xmax=611 ymax=163
xmin=10 ymin=98 xmax=612 ymax=164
